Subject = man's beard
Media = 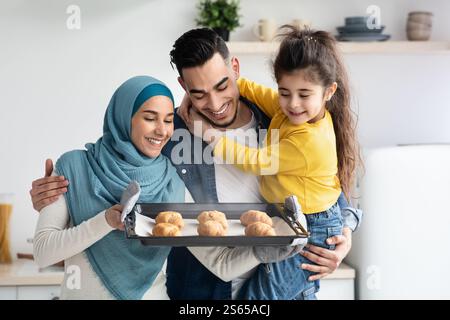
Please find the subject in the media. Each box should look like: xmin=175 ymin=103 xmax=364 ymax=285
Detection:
xmin=198 ymin=100 xmax=240 ymax=129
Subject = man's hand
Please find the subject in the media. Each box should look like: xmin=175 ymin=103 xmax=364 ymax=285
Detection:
xmin=29 ymin=159 xmax=69 ymax=212
xmin=299 ymin=227 xmax=352 ymax=281
xmin=105 ymin=204 xmax=125 ymax=230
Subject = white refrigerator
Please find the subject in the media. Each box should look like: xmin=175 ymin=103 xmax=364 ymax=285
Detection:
xmin=347 ymin=145 xmax=450 ymax=299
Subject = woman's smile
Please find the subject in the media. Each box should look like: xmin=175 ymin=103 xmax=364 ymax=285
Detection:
xmin=145 ymin=136 xmax=165 ymax=148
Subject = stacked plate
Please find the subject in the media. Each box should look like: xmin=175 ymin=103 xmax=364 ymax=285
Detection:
xmin=336 ymin=16 xmax=390 ymax=42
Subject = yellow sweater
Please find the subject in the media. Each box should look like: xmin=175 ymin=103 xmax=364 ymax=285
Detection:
xmin=213 ymin=78 xmax=341 ymax=213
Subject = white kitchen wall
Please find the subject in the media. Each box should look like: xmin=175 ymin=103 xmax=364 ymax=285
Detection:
xmin=1 ymin=0 xmax=449 ymax=254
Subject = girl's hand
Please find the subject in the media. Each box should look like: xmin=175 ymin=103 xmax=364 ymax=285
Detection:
xmin=186 ymin=108 xmax=220 ymax=144
xmin=105 ymin=204 xmax=125 ymax=231
xmin=299 ymin=227 xmax=352 ymax=281
xmin=176 ymin=93 xmax=192 ymax=125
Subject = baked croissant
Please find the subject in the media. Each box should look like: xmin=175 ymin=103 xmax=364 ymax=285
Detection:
xmin=240 ymin=210 xmax=273 ymax=227
xmin=245 ymin=221 xmax=276 ymax=236
xmin=155 ymin=211 xmax=184 ymax=229
xmin=197 ymin=220 xmax=227 ymax=236
xmin=197 ymin=210 xmax=228 ymax=230
xmin=152 ymin=223 xmax=181 ymax=237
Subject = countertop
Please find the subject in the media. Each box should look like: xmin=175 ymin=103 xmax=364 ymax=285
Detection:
xmin=0 ymin=258 xmax=354 ymax=287
xmin=0 ymin=259 xmax=64 ymax=286
xmin=324 ymin=262 xmax=355 ymax=280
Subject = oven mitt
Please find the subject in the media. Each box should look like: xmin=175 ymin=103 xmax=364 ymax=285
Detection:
xmin=252 ymin=240 xmax=307 ymax=263
xmin=120 ymin=181 xmax=141 ymax=222
xmin=252 ymin=195 xmax=309 ymax=263
xmin=284 ymin=194 xmax=307 ymax=232
xmin=285 ymin=195 xmax=302 ymax=222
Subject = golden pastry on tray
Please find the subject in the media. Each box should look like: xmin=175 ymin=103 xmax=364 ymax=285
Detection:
xmin=197 ymin=220 xmax=227 ymax=236
xmin=240 ymin=210 xmax=273 ymax=227
xmin=197 ymin=210 xmax=228 ymax=230
xmin=245 ymin=221 xmax=276 ymax=236
xmin=155 ymin=211 xmax=184 ymax=229
xmin=152 ymin=223 xmax=181 ymax=237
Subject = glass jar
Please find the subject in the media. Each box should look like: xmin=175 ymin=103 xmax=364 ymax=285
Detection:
xmin=0 ymin=193 xmax=13 ymax=263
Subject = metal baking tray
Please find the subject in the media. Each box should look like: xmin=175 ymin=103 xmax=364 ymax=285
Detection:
xmin=124 ymin=203 xmax=308 ymax=246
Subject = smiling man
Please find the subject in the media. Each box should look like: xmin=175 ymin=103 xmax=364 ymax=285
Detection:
xmin=178 ymin=54 xmax=249 ymax=128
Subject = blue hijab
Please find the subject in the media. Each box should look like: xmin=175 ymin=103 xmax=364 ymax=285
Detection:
xmin=55 ymin=76 xmax=185 ymax=300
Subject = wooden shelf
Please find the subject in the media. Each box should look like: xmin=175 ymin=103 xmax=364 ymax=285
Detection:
xmin=227 ymin=41 xmax=450 ymax=55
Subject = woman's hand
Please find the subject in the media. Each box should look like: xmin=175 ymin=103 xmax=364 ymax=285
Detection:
xmin=105 ymin=204 xmax=125 ymax=230
xmin=299 ymin=227 xmax=352 ymax=281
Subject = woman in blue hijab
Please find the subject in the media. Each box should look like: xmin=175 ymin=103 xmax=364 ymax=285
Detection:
xmin=33 ymin=76 xmax=185 ymax=299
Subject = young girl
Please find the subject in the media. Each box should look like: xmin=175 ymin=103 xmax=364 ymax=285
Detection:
xmin=189 ymin=27 xmax=360 ymax=299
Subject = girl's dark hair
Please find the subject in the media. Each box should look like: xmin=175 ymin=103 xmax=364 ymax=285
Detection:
xmin=274 ymin=25 xmax=361 ymax=199
xmin=170 ymin=28 xmax=230 ymax=78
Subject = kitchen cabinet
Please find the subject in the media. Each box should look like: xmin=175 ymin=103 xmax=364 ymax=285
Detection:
xmin=16 ymin=286 xmax=61 ymax=300
xmin=0 ymin=285 xmax=61 ymax=300
xmin=0 ymin=286 xmax=16 ymax=299
xmin=0 ymin=259 xmax=64 ymax=300
xmin=317 ymin=279 xmax=354 ymax=300
xmin=317 ymin=263 xmax=355 ymax=300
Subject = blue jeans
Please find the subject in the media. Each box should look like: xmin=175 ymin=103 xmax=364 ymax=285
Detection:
xmin=237 ymin=202 xmax=343 ymax=300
